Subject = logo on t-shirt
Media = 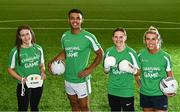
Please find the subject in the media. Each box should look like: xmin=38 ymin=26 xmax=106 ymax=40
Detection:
xmin=21 ymin=54 xmax=40 ymax=68
xmin=65 ymin=47 xmax=80 ymax=58
xmin=143 ymin=67 xmax=160 ymax=78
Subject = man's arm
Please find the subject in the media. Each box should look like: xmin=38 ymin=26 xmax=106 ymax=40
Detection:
xmin=78 ymin=48 xmax=103 ymax=78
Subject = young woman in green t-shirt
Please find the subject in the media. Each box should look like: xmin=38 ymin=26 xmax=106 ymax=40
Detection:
xmin=8 ymin=25 xmax=46 ymax=111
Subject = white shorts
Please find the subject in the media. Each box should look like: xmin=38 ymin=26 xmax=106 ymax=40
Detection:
xmin=65 ymin=79 xmax=91 ymax=99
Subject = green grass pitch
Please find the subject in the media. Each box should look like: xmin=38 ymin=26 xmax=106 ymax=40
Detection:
xmin=0 ymin=0 xmax=180 ymax=111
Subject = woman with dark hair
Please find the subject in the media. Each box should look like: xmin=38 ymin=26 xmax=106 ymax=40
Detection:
xmin=8 ymin=25 xmax=46 ymax=111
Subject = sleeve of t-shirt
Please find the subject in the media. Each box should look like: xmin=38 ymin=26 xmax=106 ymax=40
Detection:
xmin=35 ymin=45 xmax=45 ymax=65
xmin=85 ymin=34 xmax=101 ymax=52
xmin=39 ymin=47 xmax=45 ymax=64
xmin=163 ymin=54 xmax=172 ymax=72
xmin=8 ymin=48 xmax=17 ymax=69
xmin=61 ymin=33 xmax=66 ymax=49
xmin=129 ymin=50 xmax=141 ymax=69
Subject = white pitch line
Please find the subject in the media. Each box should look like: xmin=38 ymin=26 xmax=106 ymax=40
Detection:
xmin=0 ymin=19 xmax=66 ymax=23
xmin=86 ymin=19 xmax=180 ymax=25
xmin=0 ymin=27 xmax=180 ymax=30
xmin=0 ymin=19 xmax=180 ymax=25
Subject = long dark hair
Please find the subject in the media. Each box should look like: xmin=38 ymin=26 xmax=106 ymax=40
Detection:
xmin=15 ymin=25 xmax=36 ymax=65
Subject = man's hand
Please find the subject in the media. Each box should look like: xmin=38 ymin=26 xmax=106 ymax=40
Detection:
xmin=78 ymin=68 xmax=92 ymax=78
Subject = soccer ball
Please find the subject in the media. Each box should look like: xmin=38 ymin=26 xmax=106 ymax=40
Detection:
xmin=160 ymin=77 xmax=178 ymax=94
xmin=51 ymin=60 xmax=65 ymax=75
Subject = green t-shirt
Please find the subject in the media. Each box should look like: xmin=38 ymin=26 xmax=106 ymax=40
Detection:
xmin=8 ymin=44 xmax=44 ymax=81
xmin=138 ymin=49 xmax=172 ymax=96
xmin=61 ymin=30 xmax=101 ymax=83
xmin=104 ymin=45 xmax=140 ymax=97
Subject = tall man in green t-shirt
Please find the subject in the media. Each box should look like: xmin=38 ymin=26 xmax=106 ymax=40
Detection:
xmin=48 ymin=9 xmax=103 ymax=111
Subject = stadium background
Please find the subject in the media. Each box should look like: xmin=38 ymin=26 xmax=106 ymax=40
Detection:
xmin=0 ymin=0 xmax=179 ymax=111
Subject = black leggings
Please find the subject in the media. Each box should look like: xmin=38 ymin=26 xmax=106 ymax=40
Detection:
xmin=16 ymin=83 xmax=43 ymax=111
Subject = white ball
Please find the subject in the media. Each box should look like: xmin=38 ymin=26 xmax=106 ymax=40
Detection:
xmin=51 ymin=60 xmax=65 ymax=75
xmin=160 ymin=77 xmax=178 ymax=94
xmin=104 ymin=56 xmax=116 ymax=67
